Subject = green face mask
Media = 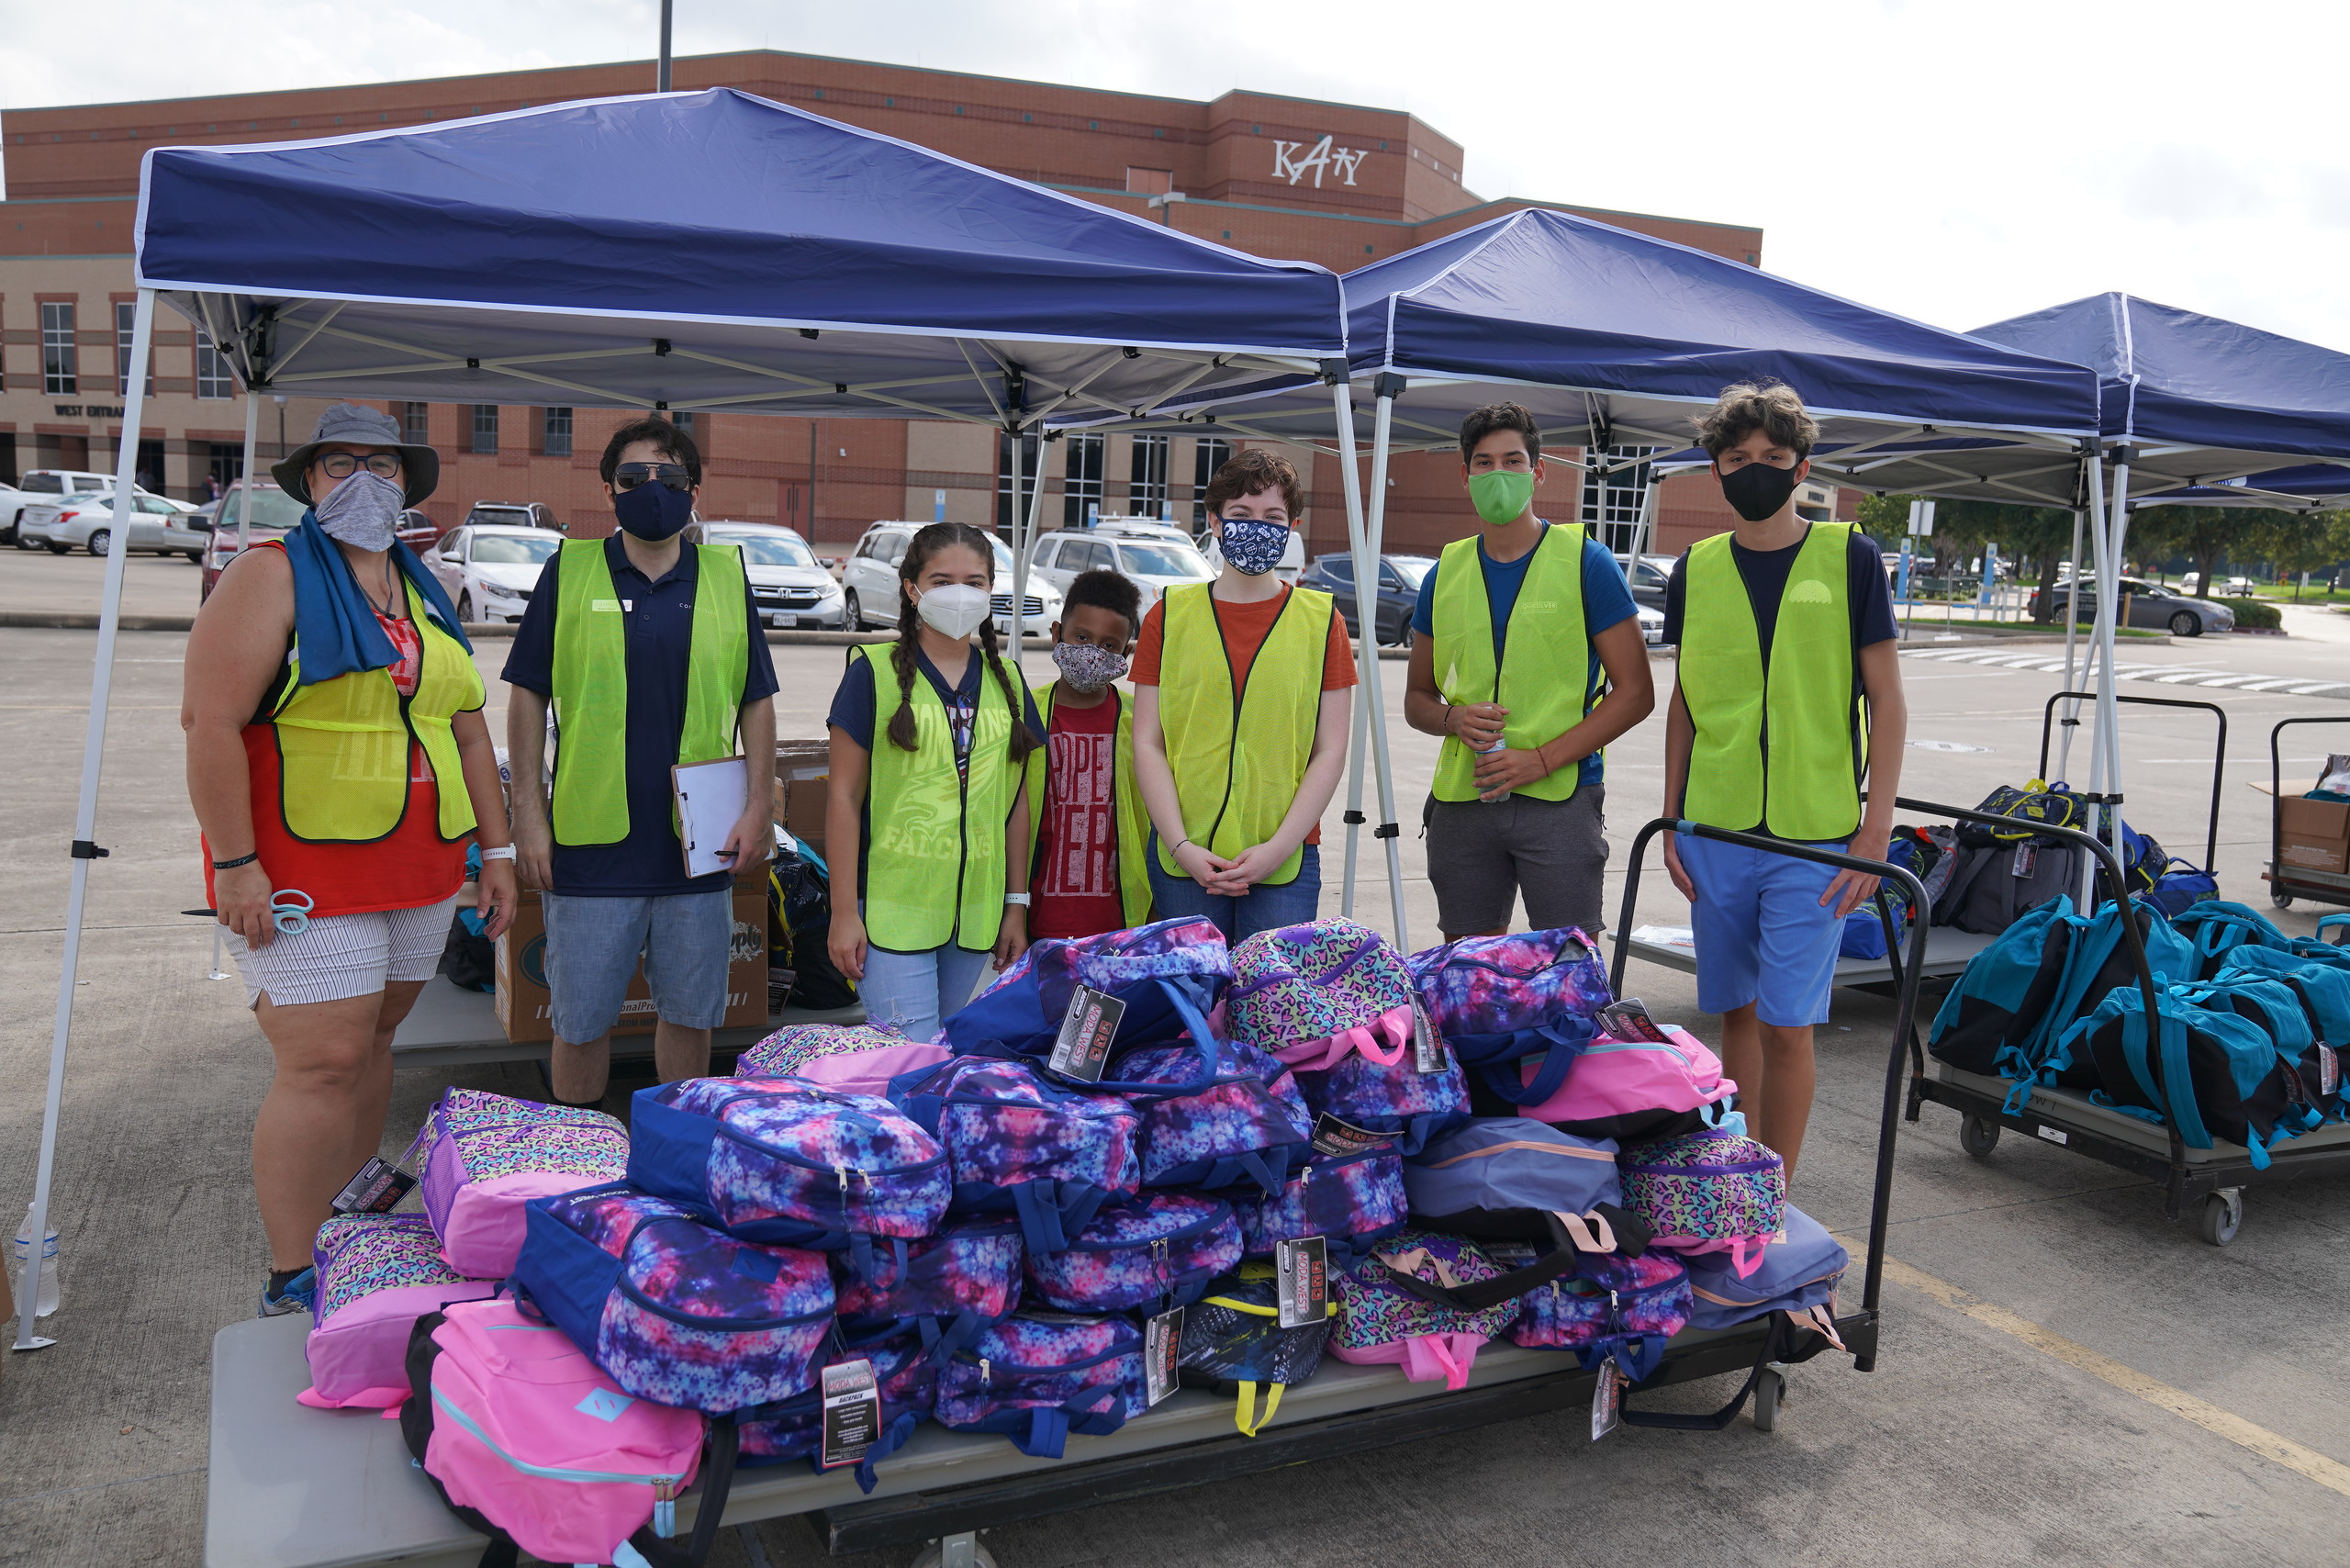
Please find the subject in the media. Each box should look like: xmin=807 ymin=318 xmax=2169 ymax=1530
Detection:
xmin=1468 ymin=468 xmax=1535 ymax=526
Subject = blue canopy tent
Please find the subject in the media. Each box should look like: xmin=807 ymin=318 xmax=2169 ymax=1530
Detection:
xmin=15 ymin=88 xmax=1348 ymax=1349
xmin=1061 ymin=207 xmax=2104 ymax=932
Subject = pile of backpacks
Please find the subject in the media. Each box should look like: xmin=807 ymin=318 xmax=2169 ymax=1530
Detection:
xmin=296 ymin=916 xmax=1854 ymax=1568
xmin=1930 ymin=896 xmax=2350 ymax=1163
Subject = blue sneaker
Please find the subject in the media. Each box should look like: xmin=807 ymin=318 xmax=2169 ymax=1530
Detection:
xmin=259 ymin=1265 xmax=316 ymax=1318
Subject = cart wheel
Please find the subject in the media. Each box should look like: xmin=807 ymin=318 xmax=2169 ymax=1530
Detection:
xmin=2272 ymin=889 xmax=2295 ymax=910
xmin=1752 ymin=1364 xmax=1785 ymax=1432
xmin=1958 ymin=1114 xmax=2001 ymax=1159
xmin=2195 ymin=1189 xmax=2244 ymax=1248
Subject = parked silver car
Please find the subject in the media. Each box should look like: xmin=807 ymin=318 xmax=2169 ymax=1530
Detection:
xmin=703 ymin=521 xmax=847 ymax=630
xmin=5 ymin=470 xmax=118 ymax=543
xmin=18 ymin=488 xmax=206 ymax=558
xmin=1030 ymin=521 xmax=1216 ymax=607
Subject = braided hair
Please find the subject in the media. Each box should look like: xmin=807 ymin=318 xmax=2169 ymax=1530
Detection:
xmin=883 ymin=521 xmax=1038 ymax=765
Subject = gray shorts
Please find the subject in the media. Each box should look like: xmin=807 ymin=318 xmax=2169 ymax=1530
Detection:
xmin=1423 ymin=785 xmax=1608 ymax=937
xmin=541 ymin=889 xmax=734 ymax=1043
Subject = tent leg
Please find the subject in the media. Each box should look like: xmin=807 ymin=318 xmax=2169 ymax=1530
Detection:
xmin=1326 ymin=380 xmax=1408 ymax=947
xmin=2054 ymin=502 xmax=2086 ymax=778
xmin=237 ymin=388 xmax=261 ymax=554
xmin=1010 ymin=430 xmax=1049 ymax=674
xmin=16 ymin=289 xmax=155 ymax=1352
xmin=1339 ymin=681 xmax=1369 ymax=918
xmin=1360 ymin=393 xmax=1410 ymax=950
xmin=2102 ymin=476 xmax=2132 ymax=866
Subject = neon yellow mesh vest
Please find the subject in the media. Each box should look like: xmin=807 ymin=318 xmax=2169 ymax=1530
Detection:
xmin=1429 ymin=525 xmax=1592 ymax=802
xmin=548 ymin=538 xmax=749 ymax=846
xmin=271 ymin=576 xmax=483 ymax=842
xmin=1153 ymin=582 xmax=1332 ymax=887
xmin=860 ymin=643 xmax=1022 ymax=953
xmin=1678 ymin=522 xmax=1862 ymax=840
xmin=1024 ymin=681 xmax=1153 ymax=928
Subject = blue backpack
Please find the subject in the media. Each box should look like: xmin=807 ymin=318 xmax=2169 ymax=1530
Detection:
xmin=1118 ymin=1036 xmax=1313 ymax=1196
xmin=2034 ymin=902 xmax=2195 ymax=1085
xmin=1928 ymin=898 xmax=2087 ymax=1079
xmin=1399 ymin=1118 xmax=1628 ymax=1244
xmin=2142 ymin=864 xmax=2219 ymax=916
xmin=2042 ymin=984 xmax=2322 ymax=1164
xmin=2216 ymin=951 xmax=2350 ymax=1046
xmin=2167 ymin=901 xmax=2291 ymax=981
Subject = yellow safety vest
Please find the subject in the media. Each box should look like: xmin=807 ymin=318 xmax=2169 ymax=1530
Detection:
xmin=1024 ymin=681 xmax=1154 ymax=929
xmin=859 ymin=643 xmax=1023 ymax=953
xmin=1152 ymin=582 xmax=1332 ymax=887
xmin=1678 ymin=522 xmax=1863 ymax=840
xmin=1429 ymin=524 xmax=1593 ymax=802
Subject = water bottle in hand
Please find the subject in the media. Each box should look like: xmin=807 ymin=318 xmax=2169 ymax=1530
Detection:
xmin=1481 ymin=738 xmax=1512 ymax=803
xmin=13 ymin=1204 xmax=60 ymax=1318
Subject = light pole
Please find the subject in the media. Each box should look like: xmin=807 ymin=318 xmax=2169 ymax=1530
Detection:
xmin=657 ymin=0 xmax=673 ymax=91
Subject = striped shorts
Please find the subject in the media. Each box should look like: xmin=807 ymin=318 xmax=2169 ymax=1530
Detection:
xmin=225 ymin=894 xmax=461 ymax=1009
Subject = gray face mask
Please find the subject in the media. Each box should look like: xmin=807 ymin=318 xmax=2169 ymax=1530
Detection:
xmin=313 ymin=469 xmax=404 ymax=552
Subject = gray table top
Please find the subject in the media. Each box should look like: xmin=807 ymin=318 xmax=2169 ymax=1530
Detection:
xmin=1620 ymin=924 xmax=1998 ymax=983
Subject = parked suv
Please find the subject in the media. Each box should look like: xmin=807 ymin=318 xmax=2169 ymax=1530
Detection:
xmin=841 ymin=521 xmax=1064 ymax=634
xmin=198 ymin=480 xmax=310 ymax=599
xmin=1030 ymin=521 xmax=1215 ymax=606
xmin=464 ymin=501 xmax=561 ymax=532
xmin=1297 ymin=552 xmax=1435 ymax=646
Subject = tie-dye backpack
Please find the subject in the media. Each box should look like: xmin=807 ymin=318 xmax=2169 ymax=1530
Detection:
xmin=832 ymin=1217 xmax=1024 ymax=1363
xmin=1024 ymin=1191 xmax=1244 ymax=1314
xmin=413 ymin=1088 xmax=631 ymax=1277
xmin=628 ymin=1078 xmax=950 ymax=1255
xmin=1118 ymin=1036 xmax=1313 ymax=1195
xmin=515 ymin=1183 xmax=835 ymax=1415
xmin=1508 ymin=1249 xmax=1691 ymax=1380
xmin=300 ymin=1212 xmax=497 ymax=1410
xmin=1231 ymin=1148 xmax=1407 ymax=1266
xmin=737 ymin=1323 xmax=936 ymax=1493
xmin=1619 ymin=1128 xmax=1786 ymax=1278
xmin=890 ymin=1057 xmax=1142 ymax=1254
xmin=1178 ymin=1261 xmax=1335 ymax=1437
xmin=934 ymin=1310 xmax=1148 ymax=1459
xmin=1408 ymin=929 xmax=1611 ymax=1106
xmin=1327 ymin=1228 xmax=1520 ymax=1391
xmin=734 ymin=1022 xmax=951 ymax=1098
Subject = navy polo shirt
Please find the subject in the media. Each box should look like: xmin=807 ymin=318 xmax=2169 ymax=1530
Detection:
xmin=503 ymin=536 xmax=780 ymax=897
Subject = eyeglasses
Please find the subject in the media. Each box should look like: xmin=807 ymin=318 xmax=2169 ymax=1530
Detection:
xmin=614 ymin=462 xmax=694 ymax=492
xmin=317 ymin=453 xmax=404 ymax=480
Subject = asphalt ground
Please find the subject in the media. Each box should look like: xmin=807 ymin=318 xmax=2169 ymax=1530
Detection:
xmin=2 ymin=557 xmax=2348 ymax=1565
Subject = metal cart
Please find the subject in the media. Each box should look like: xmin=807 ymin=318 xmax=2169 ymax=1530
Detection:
xmin=2039 ymin=689 xmax=2226 ymax=874
xmin=2266 ymin=715 xmax=2350 ymax=911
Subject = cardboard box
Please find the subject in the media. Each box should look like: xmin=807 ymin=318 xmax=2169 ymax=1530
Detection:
xmin=776 ymin=739 xmax=832 ymax=857
xmin=2277 ymin=795 xmax=2350 ymax=875
xmin=494 ymin=869 xmax=769 ymax=1043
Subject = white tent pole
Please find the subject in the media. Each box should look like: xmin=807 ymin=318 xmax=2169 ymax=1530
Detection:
xmin=1010 ymin=430 xmax=1048 ymax=673
xmin=1360 ymin=390 xmax=1411 ymax=949
xmin=1339 ymin=682 xmax=1369 ymax=918
xmin=2054 ymin=502 xmax=2086 ymax=779
xmin=2075 ymin=460 xmax=2107 ymax=911
xmin=236 ymin=387 xmax=261 ymax=554
xmin=2102 ymin=477 xmax=2132 ymax=866
xmin=16 ymin=288 xmax=155 ymax=1352
xmin=1632 ymin=473 xmax=1659 ymax=564
xmin=1329 ymin=381 xmax=1375 ymax=924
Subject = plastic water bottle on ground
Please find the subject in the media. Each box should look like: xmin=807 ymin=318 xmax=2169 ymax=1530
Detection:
xmin=13 ymin=1204 xmax=61 ymax=1318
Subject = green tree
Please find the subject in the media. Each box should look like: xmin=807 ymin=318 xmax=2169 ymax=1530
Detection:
xmin=2126 ymin=506 xmax=2242 ymax=598
xmin=2247 ymin=510 xmax=2350 ymax=597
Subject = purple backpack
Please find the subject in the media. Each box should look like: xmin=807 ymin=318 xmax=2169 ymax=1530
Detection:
xmin=1119 ymin=1036 xmax=1313 ymax=1195
xmin=737 ymin=1324 xmax=936 ymax=1492
xmin=1399 ymin=1117 xmax=1624 ymax=1242
xmin=1684 ymin=1203 xmax=1848 ymax=1339
xmin=1620 ymin=1128 xmax=1786 ymax=1278
xmin=1327 ymin=1228 xmax=1520 ymax=1391
xmin=1232 ymin=1148 xmax=1407 ymax=1265
xmin=890 ymin=1057 xmax=1142 ymax=1254
xmin=300 ymin=1212 xmax=495 ymax=1411
xmin=934 ymin=1309 xmax=1147 ymax=1458
xmin=1024 ymin=1192 xmax=1243 ymax=1314
xmin=1507 ymin=1249 xmax=1691 ymax=1380
xmin=1408 ymin=929 xmax=1610 ymax=1105
xmin=734 ymin=1023 xmax=951 ymax=1098
xmin=628 ymin=1077 xmax=950 ymax=1254
xmin=515 ymin=1183 xmax=835 ymax=1414
xmin=414 ymin=1088 xmax=630 ymax=1278
xmin=832 ymin=1217 xmax=1024 ymax=1362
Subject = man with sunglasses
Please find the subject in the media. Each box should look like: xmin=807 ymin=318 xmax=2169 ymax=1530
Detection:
xmin=503 ymin=417 xmax=778 ymax=1106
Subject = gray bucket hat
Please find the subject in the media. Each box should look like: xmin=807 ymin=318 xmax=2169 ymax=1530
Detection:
xmin=272 ymin=402 xmax=441 ymax=509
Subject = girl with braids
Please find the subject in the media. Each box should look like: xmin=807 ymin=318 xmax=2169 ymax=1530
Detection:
xmin=825 ymin=522 xmax=1045 ymax=1041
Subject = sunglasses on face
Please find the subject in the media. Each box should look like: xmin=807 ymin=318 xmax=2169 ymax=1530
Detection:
xmin=317 ymin=453 xmax=404 ymax=480
xmin=613 ymin=462 xmax=695 ymax=492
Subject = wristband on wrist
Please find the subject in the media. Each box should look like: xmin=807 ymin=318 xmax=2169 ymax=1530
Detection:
xmin=478 ymin=846 xmax=517 ymax=862
xmin=1003 ymin=891 xmax=1030 ymax=907
xmin=210 ymin=852 xmax=259 ymax=871
xmin=1173 ymin=838 xmax=1193 ymax=856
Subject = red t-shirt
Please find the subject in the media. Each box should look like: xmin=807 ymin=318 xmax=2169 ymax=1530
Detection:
xmin=1030 ymin=691 xmax=1128 ymax=941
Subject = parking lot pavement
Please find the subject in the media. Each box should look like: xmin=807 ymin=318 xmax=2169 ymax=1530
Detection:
xmin=2 ymin=632 xmax=2347 ymax=1566
xmin=0 ymin=544 xmax=208 ymax=620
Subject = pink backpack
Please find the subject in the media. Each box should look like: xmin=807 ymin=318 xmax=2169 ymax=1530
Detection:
xmin=415 ymin=1088 xmax=630 ymax=1277
xmin=734 ymin=1022 xmax=951 ymax=1097
xmin=400 ymin=1298 xmax=736 ymax=1567
xmin=1514 ymin=1025 xmax=1737 ymax=1143
xmin=299 ymin=1213 xmax=494 ymax=1411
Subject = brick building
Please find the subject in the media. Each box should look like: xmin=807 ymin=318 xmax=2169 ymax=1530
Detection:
xmin=0 ymin=50 xmax=1791 ymax=556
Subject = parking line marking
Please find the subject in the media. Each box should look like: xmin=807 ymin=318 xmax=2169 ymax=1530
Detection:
xmin=1866 ymin=1249 xmax=2350 ymax=1501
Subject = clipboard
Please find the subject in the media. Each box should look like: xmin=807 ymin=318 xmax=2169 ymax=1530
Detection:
xmin=673 ymin=755 xmax=751 ymax=878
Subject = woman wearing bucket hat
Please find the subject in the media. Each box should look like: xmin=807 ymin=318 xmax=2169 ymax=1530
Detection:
xmin=183 ymin=402 xmax=519 ymax=1317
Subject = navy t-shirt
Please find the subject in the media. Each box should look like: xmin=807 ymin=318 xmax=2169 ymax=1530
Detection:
xmin=1408 ymin=526 xmax=1639 ymax=788
xmin=502 ymin=537 xmax=780 ymax=897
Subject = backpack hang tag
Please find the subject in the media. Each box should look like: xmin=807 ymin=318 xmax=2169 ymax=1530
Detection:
xmin=1274 ymin=1237 xmax=1328 ymax=1328
xmin=1310 ymin=1112 xmax=1395 ymax=1158
xmin=1597 ymin=998 xmax=1671 ymax=1044
xmin=1145 ymin=1306 xmax=1184 ymax=1407
xmin=1046 ymin=984 xmax=1125 ymax=1085
xmin=819 ymin=1357 xmax=881 ymax=1470
xmin=330 ymin=1156 xmax=417 ymax=1216
xmin=2320 ymin=1045 xmax=2341 ymax=1099
xmin=1590 ymin=1354 xmax=1622 ymax=1441
xmin=2011 ymin=845 xmax=2038 ymax=880
xmin=1411 ymin=996 xmax=1447 ymax=1074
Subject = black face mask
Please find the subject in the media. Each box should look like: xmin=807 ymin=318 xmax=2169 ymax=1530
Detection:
xmin=1718 ymin=459 xmax=1802 ymax=523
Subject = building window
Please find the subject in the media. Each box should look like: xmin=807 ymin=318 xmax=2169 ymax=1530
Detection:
xmin=41 ymin=302 xmax=77 ymax=396
xmin=399 ymin=402 xmax=431 ymax=444
xmin=1580 ymin=444 xmax=1657 ymax=555
xmin=1061 ymin=433 xmax=1105 ymax=527
xmin=1127 ymin=433 xmax=1169 ymax=518
xmin=997 ymin=433 xmax=1041 ymax=532
xmin=669 ymin=411 xmax=697 ymax=446
xmin=115 ymin=302 xmax=151 ymax=397
xmin=195 ymin=329 xmax=233 ymax=399
xmin=469 ymin=405 xmax=499 ymax=455
xmin=1191 ymin=437 xmax=1233 ymax=525
xmin=206 ymin=441 xmax=245 ymax=493
xmin=542 ymin=407 xmax=573 ymax=457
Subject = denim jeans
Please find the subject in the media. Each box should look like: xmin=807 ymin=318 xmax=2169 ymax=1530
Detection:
xmin=860 ymin=943 xmax=995 ymax=1044
xmin=1144 ymin=833 xmax=1323 ymax=944
xmin=540 ymin=888 xmax=733 ymax=1043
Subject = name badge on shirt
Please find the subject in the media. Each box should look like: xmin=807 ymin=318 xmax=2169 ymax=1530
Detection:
xmin=591 ymin=599 xmax=621 ymax=612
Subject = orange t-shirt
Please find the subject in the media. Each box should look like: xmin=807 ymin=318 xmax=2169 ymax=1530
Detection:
xmin=1130 ymin=585 xmax=1358 ymax=846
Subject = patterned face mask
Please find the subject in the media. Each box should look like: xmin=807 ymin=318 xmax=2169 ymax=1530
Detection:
xmin=1051 ymin=640 xmax=1129 ymax=692
xmin=1216 ymin=517 xmax=1292 ymax=576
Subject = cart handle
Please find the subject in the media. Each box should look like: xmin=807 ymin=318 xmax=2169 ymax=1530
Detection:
xmin=2038 ymin=690 xmax=2226 ymax=872
xmin=1608 ymin=818 xmax=1928 ymax=1370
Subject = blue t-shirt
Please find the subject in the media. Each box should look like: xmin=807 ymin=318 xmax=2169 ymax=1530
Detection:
xmin=501 ymin=537 xmax=780 ymax=898
xmin=1409 ymin=527 xmax=1639 ymax=787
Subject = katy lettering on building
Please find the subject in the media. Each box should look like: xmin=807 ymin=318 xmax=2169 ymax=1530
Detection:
xmin=1272 ymin=135 xmax=1369 ymax=189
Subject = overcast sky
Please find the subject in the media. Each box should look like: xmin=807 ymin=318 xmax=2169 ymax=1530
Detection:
xmin=5 ymin=0 xmax=2340 ymax=351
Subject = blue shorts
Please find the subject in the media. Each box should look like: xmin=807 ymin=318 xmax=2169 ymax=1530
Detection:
xmin=1678 ymin=831 xmax=1846 ymax=1027
xmin=540 ymin=889 xmax=734 ymax=1043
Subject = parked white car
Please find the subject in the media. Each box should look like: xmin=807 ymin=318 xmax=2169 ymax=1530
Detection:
xmin=1031 ymin=521 xmax=1216 ymax=606
xmin=702 ymin=521 xmax=847 ymax=630
xmin=19 ymin=488 xmax=206 ymax=557
xmin=842 ymin=521 xmax=1064 ymax=636
xmin=423 ymin=523 xmax=561 ymax=623
xmin=5 ymin=469 xmax=118 ymax=543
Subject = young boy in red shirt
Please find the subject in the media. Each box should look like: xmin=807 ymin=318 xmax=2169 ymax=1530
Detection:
xmin=1026 ymin=568 xmax=1153 ymax=939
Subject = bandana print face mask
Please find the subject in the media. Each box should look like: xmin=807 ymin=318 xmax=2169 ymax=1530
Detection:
xmin=1217 ymin=517 xmax=1292 ymax=577
xmin=1052 ymin=640 xmax=1129 ymax=693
